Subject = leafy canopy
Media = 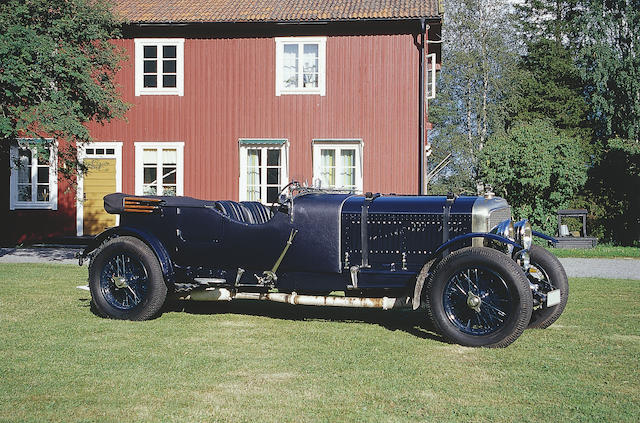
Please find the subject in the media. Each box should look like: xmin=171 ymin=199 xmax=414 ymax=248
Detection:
xmin=479 ymin=120 xmax=587 ymax=234
xmin=0 ymin=0 xmax=127 ymax=178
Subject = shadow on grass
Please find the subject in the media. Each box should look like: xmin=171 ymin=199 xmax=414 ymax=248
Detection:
xmin=164 ymin=299 xmax=445 ymax=342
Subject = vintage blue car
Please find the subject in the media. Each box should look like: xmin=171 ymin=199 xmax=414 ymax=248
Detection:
xmin=79 ymin=183 xmax=568 ymax=347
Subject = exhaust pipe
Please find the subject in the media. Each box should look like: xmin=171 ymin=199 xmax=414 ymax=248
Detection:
xmin=186 ymin=288 xmax=411 ymax=310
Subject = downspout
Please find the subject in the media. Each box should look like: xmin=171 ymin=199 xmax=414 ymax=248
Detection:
xmin=418 ymin=18 xmax=428 ymax=195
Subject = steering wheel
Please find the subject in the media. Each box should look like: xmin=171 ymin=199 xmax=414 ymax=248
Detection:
xmin=272 ymin=181 xmax=299 ymax=213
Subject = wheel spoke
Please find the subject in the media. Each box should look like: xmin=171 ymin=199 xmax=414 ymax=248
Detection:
xmin=443 ymin=266 xmax=512 ymax=336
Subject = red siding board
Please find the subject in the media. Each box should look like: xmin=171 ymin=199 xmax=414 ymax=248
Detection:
xmin=2 ymin=29 xmax=429 ymax=243
xmin=89 ymin=33 xmax=420 ymax=201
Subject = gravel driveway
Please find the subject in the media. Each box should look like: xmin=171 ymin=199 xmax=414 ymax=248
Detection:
xmin=558 ymin=258 xmax=640 ymax=280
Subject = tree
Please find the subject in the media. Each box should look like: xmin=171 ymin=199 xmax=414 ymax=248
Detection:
xmin=0 ymin=0 xmax=127 ymax=179
xmin=506 ymin=39 xmax=591 ymax=148
xmin=478 ymin=120 xmax=587 ymax=234
xmin=427 ymin=0 xmax=519 ymax=194
xmin=573 ymin=0 xmax=640 ymax=244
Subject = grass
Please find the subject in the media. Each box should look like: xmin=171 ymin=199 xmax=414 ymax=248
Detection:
xmin=546 ymin=244 xmax=640 ymax=259
xmin=1 ymin=264 xmax=639 ymax=422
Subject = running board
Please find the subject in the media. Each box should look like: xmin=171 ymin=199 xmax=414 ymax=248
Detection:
xmin=184 ymin=288 xmax=412 ymax=310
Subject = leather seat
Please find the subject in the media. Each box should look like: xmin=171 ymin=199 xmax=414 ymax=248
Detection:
xmin=241 ymin=201 xmax=272 ymax=224
xmin=215 ymin=200 xmax=272 ymax=224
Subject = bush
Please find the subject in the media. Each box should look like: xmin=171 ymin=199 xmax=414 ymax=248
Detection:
xmin=479 ymin=120 xmax=587 ymax=234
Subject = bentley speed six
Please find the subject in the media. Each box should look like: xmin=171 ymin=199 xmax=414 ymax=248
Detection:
xmin=79 ymin=183 xmax=568 ymax=347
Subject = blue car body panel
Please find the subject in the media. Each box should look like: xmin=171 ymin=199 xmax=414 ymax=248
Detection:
xmin=86 ymin=191 xmax=514 ymax=293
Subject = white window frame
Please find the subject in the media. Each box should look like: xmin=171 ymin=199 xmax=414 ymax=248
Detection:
xmin=426 ymin=53 xmax=437 ymax=99
xmin=312 ymin=139 xmax=363 ymax=193
xmin=9 ymin=139 xmax=58 ymax=210
xmin=135 ymin=38 xmax=185 ymax=96
xmin=134 ymin=142 xmax=184 ymax=196
xmin=238 ymin=140 xmax=289 ymax=204
xmin=275 ymin=37 xmax=326 ymax=96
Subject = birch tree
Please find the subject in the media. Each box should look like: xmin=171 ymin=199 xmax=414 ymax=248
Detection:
xmin=427 ymin=0 xmax=518 ymax=193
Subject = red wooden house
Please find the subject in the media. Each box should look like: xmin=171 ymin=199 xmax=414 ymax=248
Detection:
xmin=1 ymin=0 xmax=442 ymax=243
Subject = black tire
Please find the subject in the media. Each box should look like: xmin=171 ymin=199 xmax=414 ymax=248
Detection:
xmin=89 ymin=236 xmax=167 ymax=320
xmin=425 ymin=247 xmax=532 ymax=348
xmin=526 ymin=245 xmax=569 ymax=329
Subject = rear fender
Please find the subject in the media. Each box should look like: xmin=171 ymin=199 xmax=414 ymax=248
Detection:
xmin=81 ymin=226 xmax=175 ymax=285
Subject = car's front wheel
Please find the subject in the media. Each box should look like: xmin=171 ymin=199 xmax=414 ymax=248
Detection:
xmin=425 ymin=247 xmax=532 ymax=348
xmin=89 ymin=236 xmax=167 ymax=320
xmin=526 ymin=245 xmax=569 ymax=329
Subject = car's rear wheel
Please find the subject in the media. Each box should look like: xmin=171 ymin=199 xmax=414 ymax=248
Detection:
xmin=526 ymin=245 xmax=569 ymax=328
xmin=425 ymin=247 xmax=532 ymax=348
xmin=89 ymin=236 xmax=167 ymax=320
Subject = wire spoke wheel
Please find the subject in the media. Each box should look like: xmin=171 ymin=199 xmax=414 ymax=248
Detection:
xmin=89 ymin=236 xmax=167 ymax=320
xmin=425 ymin=247 xmax=532 ymax=348
xmin=443 ymin=267 xmax=513 ymax=336
xmin=100 ymin=253 xmax=149 ymax=310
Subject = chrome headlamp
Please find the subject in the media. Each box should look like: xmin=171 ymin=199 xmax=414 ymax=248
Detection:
xmin=514 ymin=219 xmax=532 ymax=250
xmin=492 ymin=219 xmax=515 ymax=241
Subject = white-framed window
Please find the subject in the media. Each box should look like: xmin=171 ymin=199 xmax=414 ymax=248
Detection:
xmin=312 ymin=140 xmax=363 ymax=193
xmin=275 ymin=37 xmax=326 ymax=96
xmin=239 ymin=139 xmax=289 ymax=204
xmin=134 ymin=38 xmax=185 ymax=96
xmin=134 ymin=142 xmax=184 ymax=196
xmin=9 ymin=139 xmax=58 ymax=210
xmin=426 ymin=53 xmax=437 ymax=99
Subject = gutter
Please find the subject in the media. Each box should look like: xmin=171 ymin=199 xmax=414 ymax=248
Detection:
xmin=418 ymin=18 xmax=429 ymax=195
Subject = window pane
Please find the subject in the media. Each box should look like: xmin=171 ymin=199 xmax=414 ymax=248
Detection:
xmin=320 ymin=149 xmax=336 ymax=187
xmin=144 ymin=167 xmax=157 ymax=184
xmin=163 ymin=75 xmax=176 ymax=88
xmin=162 ymin=186 xmax=176 ymax=196
xmin=282 ymin=44 xmax=299 ymax=88
xmin=37 ymin=167 xmax=49 ymax=184
xmin=143 ymin=185 xmax=157 ymax=196
xmin=267 ymin=187 xmax=279 ymax=204
xmin=37 ymin=185 xmax=49 ymax=201
xmin=18 ymin=184 xmax=31 ymax=201
xmin=144 ymin=60 xmax=157 ymax=73
xmin=163 ymin=60 xmax=176 ymax=73
xmin=144 ymin=75 xmax=157 ymax=88
xmin=303 ymin=44 xmax=319 ymax=88
xmin=321 ymin=149 xmax=335 ymax=166
xmin=106 ymin=148 xmax=115 ymax=155
xmin=162 ymin=167 xmax=176 ymax=184
xmin=95 ymin=148 xmax=105 ymax=155
xmin=86 ymin=148 xmax=94 ymax=155
xmin=246 ymin=186 xmax=260 ymax=201
xmin=163 ymin=45 xmax=176 ymax=58
xmin=143 ymin=149 xmax=157 ymax=164
xmin=162 ymin=149 xmax=177 ymax=164
xmin=267 ymin=167 xmax=280 ymax=185
xmin=143 ymin=45 xmax=157 ymax=58
xmin=17 ymin=149 xmax=31 ymax=183
xmin=267 ymin=149 xmax=280 ymax=166
xmin=36 ymin=150 xmax=49 ymax=165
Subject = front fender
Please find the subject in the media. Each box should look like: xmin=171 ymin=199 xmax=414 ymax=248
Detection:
xmin=411 ymin=233 xmax=523 ymax=310
xmin=80 ymin=226 xmax=175 ymax=285
xmin=430 ymin=232 xmax=522 ymax=260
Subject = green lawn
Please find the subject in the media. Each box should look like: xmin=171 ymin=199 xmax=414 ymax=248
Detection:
xmin=1 ymin=264 xmax=638 ymax=422
xmin=546 ymin=244 xmax=640 ymax=259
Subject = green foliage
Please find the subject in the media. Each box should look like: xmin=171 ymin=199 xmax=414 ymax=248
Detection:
xmin=585 ymin=138 xmax=640 ymax=245
xmin=506 ymin=39 xmax=592 ymax=150
xmin=574 ymin=0 xmax=640 ymax=143
xmin=0 ymin=0 xmax=127 ymax=177
xmin=427 ymin=0 xmax=518 ymax=193
xmin=479 ymin=120 xmax=587 ymax=234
